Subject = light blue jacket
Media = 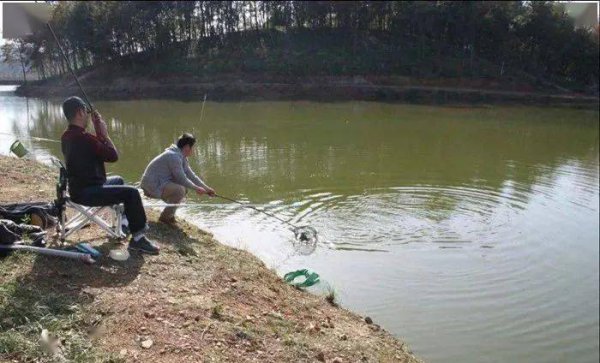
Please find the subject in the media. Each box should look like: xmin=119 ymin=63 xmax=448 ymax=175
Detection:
xmin=140 ymin=145 xmax=208 ymax=198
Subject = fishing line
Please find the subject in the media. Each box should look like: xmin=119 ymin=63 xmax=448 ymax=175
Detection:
xmin=199 ymin=94 xmax=207 ymax=123
xmin=144 ymin=194 xmax=299 ymax=229
xmin=206 ymin=194 xmax=318 ymax=253
xmin=0 ymin=132 xmax=60 ymax=143
xmin=215 ymin=194 xmax=297 ymax=228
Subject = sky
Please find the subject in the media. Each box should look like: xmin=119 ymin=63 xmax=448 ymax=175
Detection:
xmin=0 ymin=1 xmax=43 ymax=47
xmin=1 ymin=1 xmax=29 ymax=51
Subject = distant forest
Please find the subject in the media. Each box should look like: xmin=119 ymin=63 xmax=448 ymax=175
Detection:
xmin=4 ymin=1 xmax=599 ymax=93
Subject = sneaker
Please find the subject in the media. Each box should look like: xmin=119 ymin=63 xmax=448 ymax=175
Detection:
xmin=128 ymin=236 xmax=160 ymax=255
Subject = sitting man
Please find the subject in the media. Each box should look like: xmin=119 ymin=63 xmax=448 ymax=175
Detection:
xmin=141 ymin=133 xmax=215 ymax=225
xmin=60 ymin=96 xmax=159 ymax=254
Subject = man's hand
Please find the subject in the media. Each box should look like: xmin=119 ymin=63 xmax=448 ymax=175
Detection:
xmin=195 ymin=186 xmax=207 ymax=195
xmin=91 ymin=111 xmax=109 ymax=139
xmin=205 ymin=187 xmax=216 ymax=197
xmin=90 ymin=109 xmax=119 ymax=161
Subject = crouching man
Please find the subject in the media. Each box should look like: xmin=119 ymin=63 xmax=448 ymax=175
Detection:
xmin=61 ymin=96 xmax=160 ymax=254
xmin=140 ymin=133 xmax=215 ymax=225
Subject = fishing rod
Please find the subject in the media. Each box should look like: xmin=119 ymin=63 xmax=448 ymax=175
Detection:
xmin=3 ymin=24 xmax=92 ymax=155
xmin=214 ymin=194 xmax=299 ymax=229
xmin=144 ymin=194 xmax=316 ymax=243
xmin=46 ymin=22 xmax=94 ymax=110
xmin=144 ymin=195 xmax=297 ymax=228
xmin=143 ymin=201 xmax=260 ymax=208
xmin=207 ymin=194 xmax=317 ymax=241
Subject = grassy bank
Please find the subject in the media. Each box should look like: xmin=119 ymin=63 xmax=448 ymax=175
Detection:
xmin=0 ymin=156 xmax=421 ymax=362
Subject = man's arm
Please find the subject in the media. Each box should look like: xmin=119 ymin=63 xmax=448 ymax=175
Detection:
xmin=183 ymin=162 xmax=208 ymax=189
xmin=184 ymin=162 xmax=215 ymax=196
xmin=167 ymin=156 xmax=205 ymax=192
xmin=90 ymin=111 xmax=118 ymax=162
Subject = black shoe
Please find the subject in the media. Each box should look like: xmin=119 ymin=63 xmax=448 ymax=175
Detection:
xmin=30 ymin=232 xmax=47 ymax=247
xmin=128 ymin=236 xmax=160 ymax=255
xmin=121 ymin=224 xmax=130 ymax=236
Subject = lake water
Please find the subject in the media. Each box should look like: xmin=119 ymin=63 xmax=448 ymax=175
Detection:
xmin=1 ymin=87 xmax=598 ymax=362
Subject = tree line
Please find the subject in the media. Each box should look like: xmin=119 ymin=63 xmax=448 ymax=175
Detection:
xmin=4 ymin=1 xmax=599 ymax=92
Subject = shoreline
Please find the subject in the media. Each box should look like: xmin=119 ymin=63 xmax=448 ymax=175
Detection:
xmin=0 ymin=155 xmax=422 ymax=362
xmin=15 ymin=76 xmax=599 ymax=108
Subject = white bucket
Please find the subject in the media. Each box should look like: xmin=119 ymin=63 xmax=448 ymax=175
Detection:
xmin=109 ymin=249 xmax=130 ymax=261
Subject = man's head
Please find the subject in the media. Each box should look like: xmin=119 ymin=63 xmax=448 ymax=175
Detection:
xmin=177 ymin=133 xmax=196 ymax=157
xmin=62 ymin=96 xmax=90 ymax=127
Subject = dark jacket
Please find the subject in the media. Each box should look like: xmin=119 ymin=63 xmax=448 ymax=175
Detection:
xmin=61 ymin=124 xmax=118 ymax=195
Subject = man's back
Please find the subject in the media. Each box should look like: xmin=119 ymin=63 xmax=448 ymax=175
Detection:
xmin=141 ymin=144 xmax=208 ymax=199
xmin=61 ymin=124 xmax=118 ymax=195
xmin=140 ymin=145 xmax=183 ymax=198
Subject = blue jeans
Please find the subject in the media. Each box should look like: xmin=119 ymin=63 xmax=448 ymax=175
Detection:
xmin=71 ymin=176 xmax=147 ymax=235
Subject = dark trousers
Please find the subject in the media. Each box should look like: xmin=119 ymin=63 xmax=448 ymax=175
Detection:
xmin=71 ymin=176 xmax=147 ymax=235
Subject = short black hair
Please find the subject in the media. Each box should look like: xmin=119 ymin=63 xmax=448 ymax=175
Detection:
xmin=177 ymin=133 xmax=196 ymax=149
xmin=62 ymin=96 xmax=87 ymax=122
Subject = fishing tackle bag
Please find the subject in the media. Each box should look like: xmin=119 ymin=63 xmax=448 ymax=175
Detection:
xmin=0 ymin=202 xmax=59 ymax=229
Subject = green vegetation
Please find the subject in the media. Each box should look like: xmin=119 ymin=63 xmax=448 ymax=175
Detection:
xmin=0 ymin=254 xmax=120 ymax=362
xmin=11 ymin=1 xmax=598 ymax=94
xmin=0 ymin=40 xmax=32 ymax=83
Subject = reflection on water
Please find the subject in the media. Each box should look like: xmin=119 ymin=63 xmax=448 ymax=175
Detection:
xmin=1 ymin=93 xmax=598 ymax=363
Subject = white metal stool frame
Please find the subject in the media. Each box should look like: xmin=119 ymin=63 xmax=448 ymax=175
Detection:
xmin=58 ymin=200 xmax=125 ymax=241
xmin=51 ymin=157 xmax=126 ymax=242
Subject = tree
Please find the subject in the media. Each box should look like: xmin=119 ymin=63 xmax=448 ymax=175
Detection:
xmin=1 ymin=40 xmax=32 ymax=83
xmin=17 ymin=0 xmax=599 ymax=93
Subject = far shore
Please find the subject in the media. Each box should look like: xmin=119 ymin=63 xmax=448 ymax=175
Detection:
xmin=14 ymin=74 xmax=599 ymax=108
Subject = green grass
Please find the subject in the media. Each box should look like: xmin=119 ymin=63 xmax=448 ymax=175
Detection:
xmin=210 ymin=303 xmax=224 ymax=320
xmin=0 ymin=254 xmax=120 ymax=362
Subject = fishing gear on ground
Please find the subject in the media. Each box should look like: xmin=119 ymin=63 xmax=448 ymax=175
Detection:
xmin=0 ymin=242 xmax=96 ymax=264
xmin=1 ymin=167 xmax=72 ymax=235
xmin=0 ymin=219 xmax=96 ymax=264
xmin=0 ymin=202 xmax=59 ymax=229
xmin=0 ymin=219 xmax=47 ymax=247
